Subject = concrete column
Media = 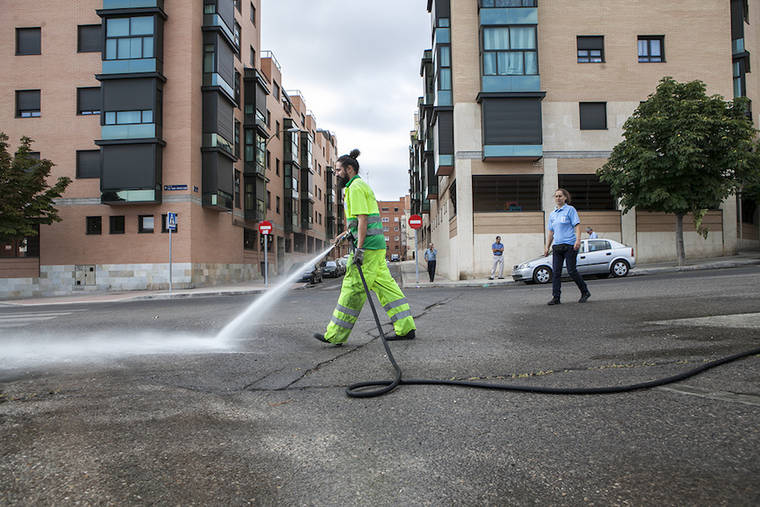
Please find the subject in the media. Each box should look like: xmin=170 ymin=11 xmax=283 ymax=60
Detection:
xmin=721 ymin=195 xmax=738 ymax=255
xmin=543 ymin=158 xmax=558 ymax=217
xmin=621 ymin=206 xmax=637 ymax=249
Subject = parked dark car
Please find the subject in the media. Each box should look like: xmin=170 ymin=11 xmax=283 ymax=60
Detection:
xmin=322 ymin=260 xmax=343 ymax=278
xmin=290 ymin=262 xmax=323 ymax=284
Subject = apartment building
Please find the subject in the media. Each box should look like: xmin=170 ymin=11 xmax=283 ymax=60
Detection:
xmin=1 ymin=0 xmax=342 ymax=298
xmin=378 ymin=198 xmax=407 ymax=260
xmin=410 ymin=0 xmax=759 ymax=280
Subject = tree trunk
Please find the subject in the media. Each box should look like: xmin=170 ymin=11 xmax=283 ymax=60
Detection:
xmin=675 ymin=213 xmax=685 ymax=266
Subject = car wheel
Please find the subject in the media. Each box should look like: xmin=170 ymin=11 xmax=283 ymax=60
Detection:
xmin=532 ymin=266 xmax=552 ymax=284
xmin=611 ymin=260 xmax=630 ymax=277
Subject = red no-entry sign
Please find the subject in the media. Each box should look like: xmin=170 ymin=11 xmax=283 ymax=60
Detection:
xmin=408 ymin=214 xmax=422 ymax=229
xmin=258 ymin=220 xmax=273 ymax=235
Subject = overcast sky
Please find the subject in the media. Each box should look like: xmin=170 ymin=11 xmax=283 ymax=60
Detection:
xmin=261 ymin=1 xmax=431 ymax=201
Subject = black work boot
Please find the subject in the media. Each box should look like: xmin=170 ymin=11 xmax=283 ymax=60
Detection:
xmin=578 ymin=291 xmax=591 ymax=303
xmin=386 ymin=329 xmax=416 ymax=341
xmin=547 ymin=298 xmax=561 ymax=305
xmin=313 ymin=333 xmax=343 ymax=346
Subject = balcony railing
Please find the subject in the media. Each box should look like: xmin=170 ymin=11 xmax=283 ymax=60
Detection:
xmin=103 ymin=0 xmax=163 ymax=8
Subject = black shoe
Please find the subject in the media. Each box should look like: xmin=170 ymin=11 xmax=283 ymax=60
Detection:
xmin=498 ymin=277 xmax=504 ymax=279
xmin=489 ymin=277 xmax=494 ymax=280
xmin=547 ymin=299 xmax=561 ymax=305
xmin=313 ymin=333 xmax=343 ymax=346
xmin=579 ymin=291 xmax=591 ymax=303
xmin=386 ymin=329 xmax=416 ymax=341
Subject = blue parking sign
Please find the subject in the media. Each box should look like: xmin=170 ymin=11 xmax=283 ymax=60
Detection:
xmin=167 ymin=212 xmax=177 ymax=231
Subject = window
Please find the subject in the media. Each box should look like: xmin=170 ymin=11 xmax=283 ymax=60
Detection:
xmin=244 ymin=228 xmax=256 ymax=250
xmin=275 ymin=120 xmax=280 ymax=137
xmin=276 ymin=196 xmax=280 ymax=214
xmin=577 ymin=36 xmax=604 ymax=63
xmin=383 ymin=226 xmax=389 ymax=232
xmin=482 ymin=97 xmax=542 ymax=145
xmin=78 ymin=25 xmax=102 ymax=53
xmin=138 ymin=215 xmax=154 ymax=233
xmin=104 ymin=110 xmax=153 ymax=125
xmin=203 ymin=43 xmax=215 ymax=73
xmin=638 ymin=36 xmax=664 ymax=63
xmin=394 ymin=217 xmax=399 ymax=222
xmin=105 ymin=16 xmax=154 ymax=61
xmin=234 ymin=21 xmax=241 ymax=49
xmin=266 ymin=109 xmax=271 ymax=127
xmin=16 ymin=28 xmax=41 ymax=55
xmin=0 ymin=226 xmax=39 ymax=258
xmin=234 ymin=71 xmax=241 ymax=104
xmin=235 ymin=0 xmax=241 ymax=12
xmin=579 ymin=102 xmax=607 ymax=130
xmin=76 ymin=150 xmax=100 ymax=179
xmin=267 ymin=190 xmax=271 ymax=209
xmin=235 ymin=120 xmax=241 ymax=158
xmin=250 ymin=46 xmax=255 ymax=67
xmin=588 ymin=240 xmax=612 ymax=252
xmin=273 ymin=82 xmax=280 ymax=100
xmin=558 ymin=174 xmax=616 ymax=210
xmin=482 ymin=26 xmax=537 ymax=76
xmin=472 ymin=175 xmax=542 ymax=212
xmin=382 ymin=217 xmax=390 ymax=223
xmin=394 ymin=207 xmax=399 ymax=212
xmin=734 ymin=58 xmax=749 ymax=98
xmin=16 ymin=90 xmax=40 ymax=118
xmin=77 ymin=87 xmax=100 ymax=115
xmin=234 ymin=170 xmax=241 ymax=208
xmin=161 ymin=214 xmax=178 ymax=233
xmin=276 ymin=158 xmax=280 ymax=176
xmin=382 ymin=207 xmax=389 ymax=211
xmin=438 ymin=45 xmax=451 ymax=91
xmin=480 ymin=0 xmax=536 ymax=6
xmin=86 ymin=216 xmax=102 ymax=235
xmin=109 ymin=216 xmax=125 ymax=234
xmin=266 ymin=150 xmax=271 ymax=169
xmin=250 ymin=2 xmax=256 ymax=25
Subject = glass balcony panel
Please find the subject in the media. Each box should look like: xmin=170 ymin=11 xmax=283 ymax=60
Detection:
xmin=101 ymin=123 xmax=156 ymax=139
xmin=101 ymin=58 xmax=157 ymax=74
xmin=103 ymin=0 xmax=161 ymax=8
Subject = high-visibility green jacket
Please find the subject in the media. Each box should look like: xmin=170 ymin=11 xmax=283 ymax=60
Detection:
xmin=344 ymin=175 xmax=385 ymax=250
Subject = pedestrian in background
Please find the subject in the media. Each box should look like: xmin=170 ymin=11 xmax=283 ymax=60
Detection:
xmin=544 ymin=189 xmax=590 ymax=305
xmin=489 ymin=235 xmax=504 ymax=280
xmin=424 ymin=243 xmax=437 ymax=282
xmin=586 ymin=226 xmax=598 ymax=239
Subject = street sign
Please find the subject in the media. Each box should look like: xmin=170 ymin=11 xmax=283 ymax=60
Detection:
xmin=408 ymin=214 xmax=422 ymax=230
xmin=167 ymin=212 xmax=177 ymax=231
xmin=258 ymin=220 xmax=273 ymax=235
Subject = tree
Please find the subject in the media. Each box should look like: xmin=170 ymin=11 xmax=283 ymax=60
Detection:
xmin=598 ymin=77 xmax=760 ymax=265
xmin=0 ymin=133 xmax=72 ymax=244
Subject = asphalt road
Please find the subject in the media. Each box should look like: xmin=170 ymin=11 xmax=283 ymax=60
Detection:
xmin=1 ymin=267 xmax=759 ymax=505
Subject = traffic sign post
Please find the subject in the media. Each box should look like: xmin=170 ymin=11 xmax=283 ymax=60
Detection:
xmin=408 ymin=215 xmax=423 ymax=285
xmin=259 ymin=221 xmax=273 ymax=288
xmin=167 ymin=212 xmax=177 ymax=292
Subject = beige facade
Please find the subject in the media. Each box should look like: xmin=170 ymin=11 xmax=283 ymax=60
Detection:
xmin=378 ymin=198 xmax=407 ymax=260
xmin=0 ymin=0 xmax=341 ymax=299
xmin=410 ymin=0 xmax=758 ymax=281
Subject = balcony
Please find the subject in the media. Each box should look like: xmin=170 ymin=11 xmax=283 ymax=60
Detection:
xmin=101 ymin=58 xmax=157 ymax=75
xmin=203 ymin=14 xmax=237 ymax=50
xmin=102 ymin=0 xmax=163 ymax=8
xmin=203 ymin=73 xmax=235 ymax=103
xmin=101 ymin=123 xmax=155 ymax=140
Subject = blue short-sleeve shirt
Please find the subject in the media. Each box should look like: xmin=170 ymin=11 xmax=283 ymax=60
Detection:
xmin=548 ymin=204 xmax=580 ymax=245
xmin=492 ymin=242 xmax=504 ymax=256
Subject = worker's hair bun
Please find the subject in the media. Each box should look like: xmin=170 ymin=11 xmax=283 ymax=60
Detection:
xmin=349 ymin=149 xmax=361 ymax=159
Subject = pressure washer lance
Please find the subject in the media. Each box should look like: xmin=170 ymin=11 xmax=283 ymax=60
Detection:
xmin=338 ymin=234 xmax=760 ymax=398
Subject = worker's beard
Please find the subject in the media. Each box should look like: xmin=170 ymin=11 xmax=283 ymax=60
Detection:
xmin=337 ymin=174 xmax=350 ymax=188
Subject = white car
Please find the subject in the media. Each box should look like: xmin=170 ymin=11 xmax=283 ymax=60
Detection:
xmin=512 ymin=239 xmax=635 ymax=284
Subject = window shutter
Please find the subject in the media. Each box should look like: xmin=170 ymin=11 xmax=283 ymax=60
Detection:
xmin=78 ymin=87 xmax=101 ymax=113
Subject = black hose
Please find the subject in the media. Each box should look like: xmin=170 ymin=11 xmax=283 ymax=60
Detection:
xmin=346 ymin=265 xmax=760 ymax=398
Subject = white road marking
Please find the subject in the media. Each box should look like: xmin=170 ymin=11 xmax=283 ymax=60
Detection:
xmin=0 ymin=310 xmax=85 ymax=329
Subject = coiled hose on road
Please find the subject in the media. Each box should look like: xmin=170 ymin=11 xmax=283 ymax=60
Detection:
xmin=346 ymin=264 xmax=760 ymax=399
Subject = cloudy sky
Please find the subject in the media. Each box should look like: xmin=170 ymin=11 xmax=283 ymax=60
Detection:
xmin=261 ymin=1 xmax=431 ymax=201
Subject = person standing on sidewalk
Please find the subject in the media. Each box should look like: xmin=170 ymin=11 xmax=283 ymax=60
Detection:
xmin=544 ymin=189 xmax=590 ymax=305
xmin=489 ymin=235 xmax=505 ymax=280
xmin=586 ymin=226 xmax=598 ymax=239
xmin=314 ymin=149 xmax=416 ymax=345
xmin=424 ymin=243 xmax=437 ymax=282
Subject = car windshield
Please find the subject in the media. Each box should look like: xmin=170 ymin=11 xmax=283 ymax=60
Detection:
xmin=326 ymin=261 xmax=336 ymax=268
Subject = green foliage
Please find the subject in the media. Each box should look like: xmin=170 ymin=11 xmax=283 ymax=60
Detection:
xmin=0 ymin=133 xmax=72 ymax=243
xmin=598 ymin=77 xmax=760 ymax=237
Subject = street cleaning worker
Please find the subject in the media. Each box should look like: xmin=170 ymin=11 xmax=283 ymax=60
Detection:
xmin=314 ymin=149 xmax=416 ymax=344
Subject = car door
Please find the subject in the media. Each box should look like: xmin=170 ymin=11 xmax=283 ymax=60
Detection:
xmin=579 ymin=240 xmax=613 ymax=275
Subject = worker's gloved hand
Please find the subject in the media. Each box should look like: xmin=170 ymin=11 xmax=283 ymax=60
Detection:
xmin=353 ymin=248 xmax=365 ymax=267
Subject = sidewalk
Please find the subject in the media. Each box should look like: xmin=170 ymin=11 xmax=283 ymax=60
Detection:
xmin=0 ymin=277 xmax=304 ymax=307
xmin=1 ymin=252 xmax=758 ymax=306
xmin=399 ymin=250 xmax=760 ymax=289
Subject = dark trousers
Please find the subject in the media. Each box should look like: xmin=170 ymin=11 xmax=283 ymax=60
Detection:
xmin=427 ymin=260 xmax=436 ymax=282
xmin=551 ymin=244 xmax=588 ymax=300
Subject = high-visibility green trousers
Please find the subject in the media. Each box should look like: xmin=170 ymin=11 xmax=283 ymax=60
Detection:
xmin=324 ymin=249 xmax=416 ymax=344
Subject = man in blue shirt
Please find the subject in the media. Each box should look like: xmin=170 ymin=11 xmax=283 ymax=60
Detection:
xmin=544 ymin=189 xmax=590 ymax=305
xmin=489 ymin=235 xmax=504 ymax=280
xmin=424 ymin=243 xmax=437 ymax=282
xmin=586 ymin=227 xmax=598 ymax=239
